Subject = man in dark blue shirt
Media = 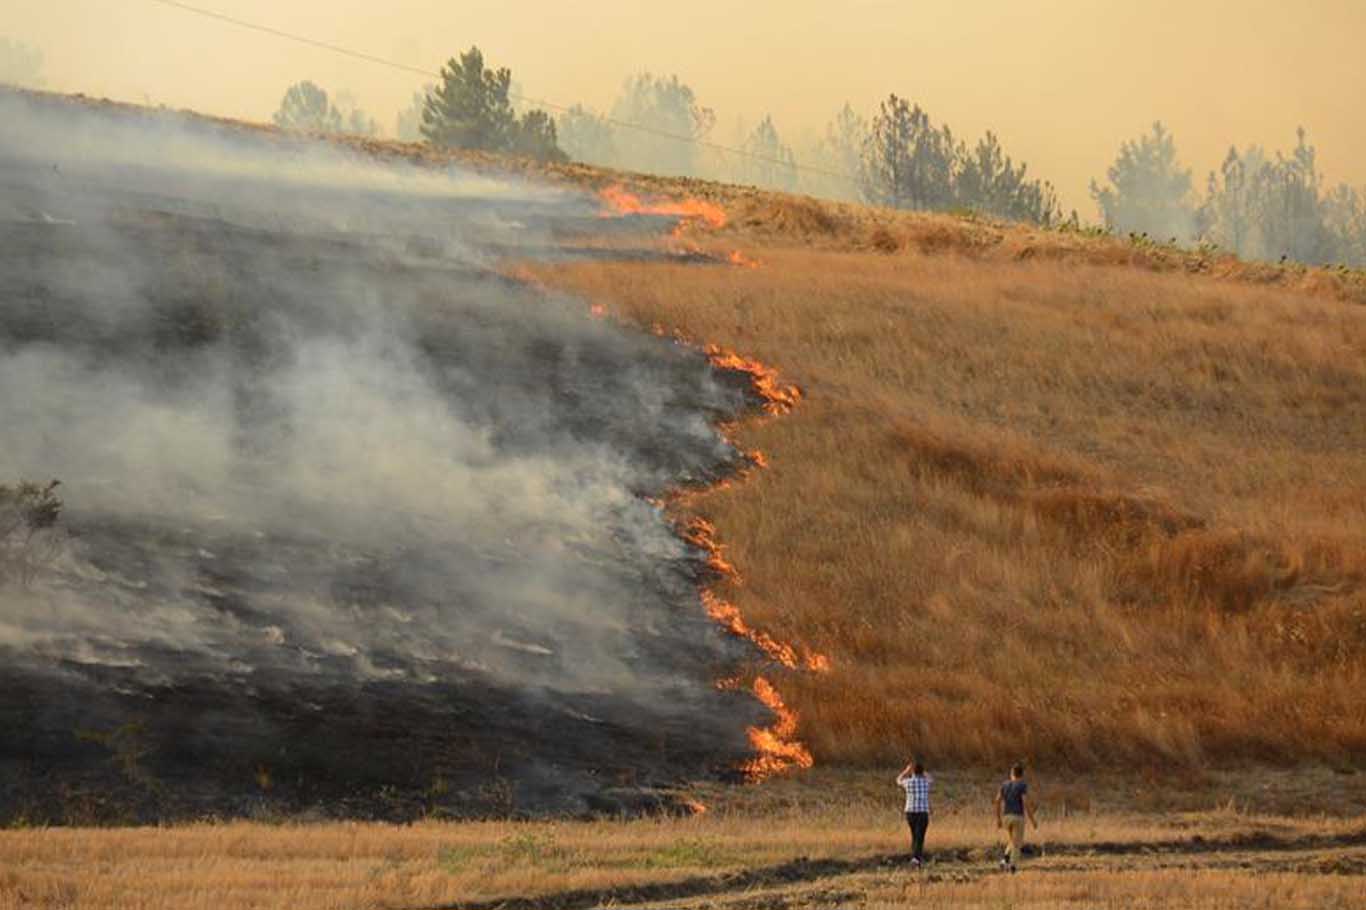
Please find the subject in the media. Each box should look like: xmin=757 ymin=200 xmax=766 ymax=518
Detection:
xmin=992 ymin=762 xmax=1038 ymax=871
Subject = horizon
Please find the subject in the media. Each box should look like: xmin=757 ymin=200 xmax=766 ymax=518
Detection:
xmin=7 ymin=1 xmax=1366 ymax=222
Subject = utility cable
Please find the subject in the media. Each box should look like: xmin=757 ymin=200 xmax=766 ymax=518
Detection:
xmin=142 ymin=0 xmax=859 ymax=185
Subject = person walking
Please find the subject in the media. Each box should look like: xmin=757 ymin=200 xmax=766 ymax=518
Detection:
xmin=993 ymin=762 xmax=1038 ymax=872
xmin=896 ymin=757 xmax=933 ymax=867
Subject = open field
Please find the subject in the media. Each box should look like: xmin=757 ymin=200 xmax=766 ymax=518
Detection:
xmin=4 ymin=776 xmax=1364 ymax=910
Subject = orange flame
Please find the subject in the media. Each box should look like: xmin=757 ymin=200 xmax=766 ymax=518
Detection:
xmin=677 ymin=797 xmax=709 ymax=815
xmin=700 ymin=591 xmax=829 ymax=674
xmin=589 ymin=302 xmax=608 ymax=318
xmin=703 ymin=591 xmax=800 ymax=668
xmin=728 ymin=250 xmax=761 ymax=269
xmin=631 ymin=320 xmax=821 ymax=779
xmin=704 ymin=345 xmax=803 ymax=416
xmin=679 ymin=517 xmax=739 ymax=580
xmin=597 ymin=184 xmax=727 ymax=232
xmin=740 ymin=677 xmax=814 ymax=779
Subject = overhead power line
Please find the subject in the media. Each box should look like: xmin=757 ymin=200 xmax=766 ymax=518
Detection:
xmin=143 ymin=0 xmax=859 ymax=185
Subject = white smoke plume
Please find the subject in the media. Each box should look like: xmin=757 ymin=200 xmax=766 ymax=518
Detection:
xmin=0 ymin=89 xmax=763 ymax=819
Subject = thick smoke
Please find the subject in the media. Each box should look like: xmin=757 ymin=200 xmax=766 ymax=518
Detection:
xmin=0 ymin=90 xmax=764 ymax=820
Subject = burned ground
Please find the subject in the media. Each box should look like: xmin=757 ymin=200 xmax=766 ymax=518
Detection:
xmin=0 ymin=90 xmax=775 ymax=822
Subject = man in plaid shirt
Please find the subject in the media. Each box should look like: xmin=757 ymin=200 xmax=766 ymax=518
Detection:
xmin=896 ymin=758 xmax=933 ymax=865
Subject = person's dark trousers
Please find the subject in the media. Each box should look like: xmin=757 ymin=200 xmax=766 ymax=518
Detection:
xmin=905 ymin=811 xmax=929 ymax=861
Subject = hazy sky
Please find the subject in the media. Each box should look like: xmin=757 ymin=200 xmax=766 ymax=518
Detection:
xmin=8 ymin=0 xmax=1366 ymax=211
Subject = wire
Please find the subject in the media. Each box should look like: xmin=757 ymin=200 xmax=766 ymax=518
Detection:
xmin=142 ymin=0 xmax=859 ymax=185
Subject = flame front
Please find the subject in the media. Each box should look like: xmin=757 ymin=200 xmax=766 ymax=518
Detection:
xmin=717 ymin=676 xmax=814 ymax=780
xmin=704 ymin=345 xmax=803 ymax=416
xmin=597 ymin=184 xmax=727 ymax=232
xmin=586 ymin=190 xmax=820 ymax=781
xmin=680 ymin=517 xmax=739 ymax=580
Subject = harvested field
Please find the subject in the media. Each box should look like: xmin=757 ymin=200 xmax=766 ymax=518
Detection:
xmin=3 ymin=778 xmax=1364 ymax=910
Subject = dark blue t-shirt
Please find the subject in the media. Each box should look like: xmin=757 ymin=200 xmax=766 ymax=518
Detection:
xmin=1000 ymin=779 xmax=1028 ymax=815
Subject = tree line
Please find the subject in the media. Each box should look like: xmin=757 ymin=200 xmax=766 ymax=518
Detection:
xmin=273 ymin=45 xmax=1061 ymax=227
xmin=1091 ymin=122 xmax=1366 ymax=268
xmin=273 ymin=45 xmax=1365 ymax=266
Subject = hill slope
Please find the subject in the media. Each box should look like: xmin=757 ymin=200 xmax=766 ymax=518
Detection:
xmin=9 ymin=88 xmax=1366 ymax=775
xmin=525 ymin=189 xmax=1366 ymax=770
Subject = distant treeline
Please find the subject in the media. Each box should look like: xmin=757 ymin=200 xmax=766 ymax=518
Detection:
xmin=262 ymin=44 xmax=1366 ymax=267
xmin=1091 ymin=122 xmax=1366 ymax=269
xmin=273 ymin=47 xmax=1063 ymax=228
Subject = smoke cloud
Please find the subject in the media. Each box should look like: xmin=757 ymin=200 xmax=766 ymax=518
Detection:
xmin=0 ymin=89 xmax=763 ymax=820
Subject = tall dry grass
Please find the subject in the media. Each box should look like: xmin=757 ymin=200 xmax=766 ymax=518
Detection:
xmin=527 ymin=244 xmax=1366 ymax=769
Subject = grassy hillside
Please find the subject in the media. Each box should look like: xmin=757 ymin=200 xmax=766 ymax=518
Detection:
xmin=11 ymin=90 xmax=1366 ymax=773
xmin=525 ymin=193 xmax=1366 ymax=770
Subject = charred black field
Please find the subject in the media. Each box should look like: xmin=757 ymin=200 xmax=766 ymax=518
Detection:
xmin=0 ymin=90 xmax=776 ymax=823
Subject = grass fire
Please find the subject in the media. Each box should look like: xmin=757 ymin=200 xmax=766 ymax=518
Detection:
xmin=2 ymin=9 xmax=1366 ymax=899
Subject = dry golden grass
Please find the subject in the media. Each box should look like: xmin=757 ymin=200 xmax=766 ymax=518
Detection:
xmin=845 ymin=866 xmax=1366 ymax=910
xmin=2 ymin=800 xmax=1360 ymax=910
xmin=527 ymin=239 xmax=1366 ymax=769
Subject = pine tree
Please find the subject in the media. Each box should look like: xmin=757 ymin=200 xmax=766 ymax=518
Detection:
xmin=273 ymin=81 xmax=343 ymax=134
xmin=1090 ymin=122 xmax=1195 ymax=242
xmin=421 ymin=47 xmax=517 ymax=151
xmin=861 ymin=95 xmax=954 ymax=210
xmin=420 ymin=47 xmax=565 ymax=161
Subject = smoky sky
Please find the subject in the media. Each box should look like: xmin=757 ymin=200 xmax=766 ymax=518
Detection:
xmin=7 ymin=1 xmax=1366 ymax=212
xmin=0 ymin=90 xmax=767 ymax=815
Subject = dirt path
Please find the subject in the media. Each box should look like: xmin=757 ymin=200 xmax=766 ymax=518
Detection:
xmin=417 ymin=828 xmax=1366 ymax=910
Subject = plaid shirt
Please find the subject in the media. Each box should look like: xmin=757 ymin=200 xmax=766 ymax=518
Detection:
xmin=900 ymin=773 xmax=932 ymax=813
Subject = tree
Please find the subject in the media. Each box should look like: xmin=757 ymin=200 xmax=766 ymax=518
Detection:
xmin=1322 ymin=183 xmax=1366 ymax=267
xmin=332 ymin=90 xmax=379 ymax=137
xmin=273 ymin=81 xmax=343 ymax=133
xmin=1090 ymin=122 xmax=1196 ymax=242
xmin=609 ymin=73 xmax=715 ymax=177
xmin=805 ymin=103 xmax=868 ymax=202
xmin=1252 ymin=128 xmax=1332 ymax=264
xmin=954 ymin=131 xmax=1060 ymax=225
xmin=422 ymin=47 xmax=516 ymax=151
xmin=1200 ymin=130 xmax=1348 ymax=266
xmin=0 ymin=36 xmax=44 ymax=88
xmin=861 ymin=94 xmax=955 ymax=210
xmin=509 ymin=109 xmax=568 ymax=163
xmin=557 ymin=104 xmax=617 ymax=166
xmin=741 ymin=115 xmax=798 ymax=191
xmin=395 ymin=86 xmax=434 ymax=142
xmin=273 ymin=82 xmax=379 ymax=136
xmin=421 ymin=46 xmax=564 ymax=161
xmin=1201 ymin=146 xmax=1259 ymax=257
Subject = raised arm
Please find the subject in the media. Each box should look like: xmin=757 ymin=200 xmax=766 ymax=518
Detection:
xmin=895 ymin=762 xmax=915 ymax=784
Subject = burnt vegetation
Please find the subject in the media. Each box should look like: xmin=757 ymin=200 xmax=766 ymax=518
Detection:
xmin=0 ymin=89 xmax=792 ymax=824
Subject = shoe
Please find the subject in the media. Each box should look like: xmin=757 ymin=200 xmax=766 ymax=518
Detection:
xmin=910 ymin=857 xmax=921 ymax=868
xmin=1009 ymin=863 xmax=1017 ymax=874
xmin=999 ymin=858 xmax=1009 ymax=870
